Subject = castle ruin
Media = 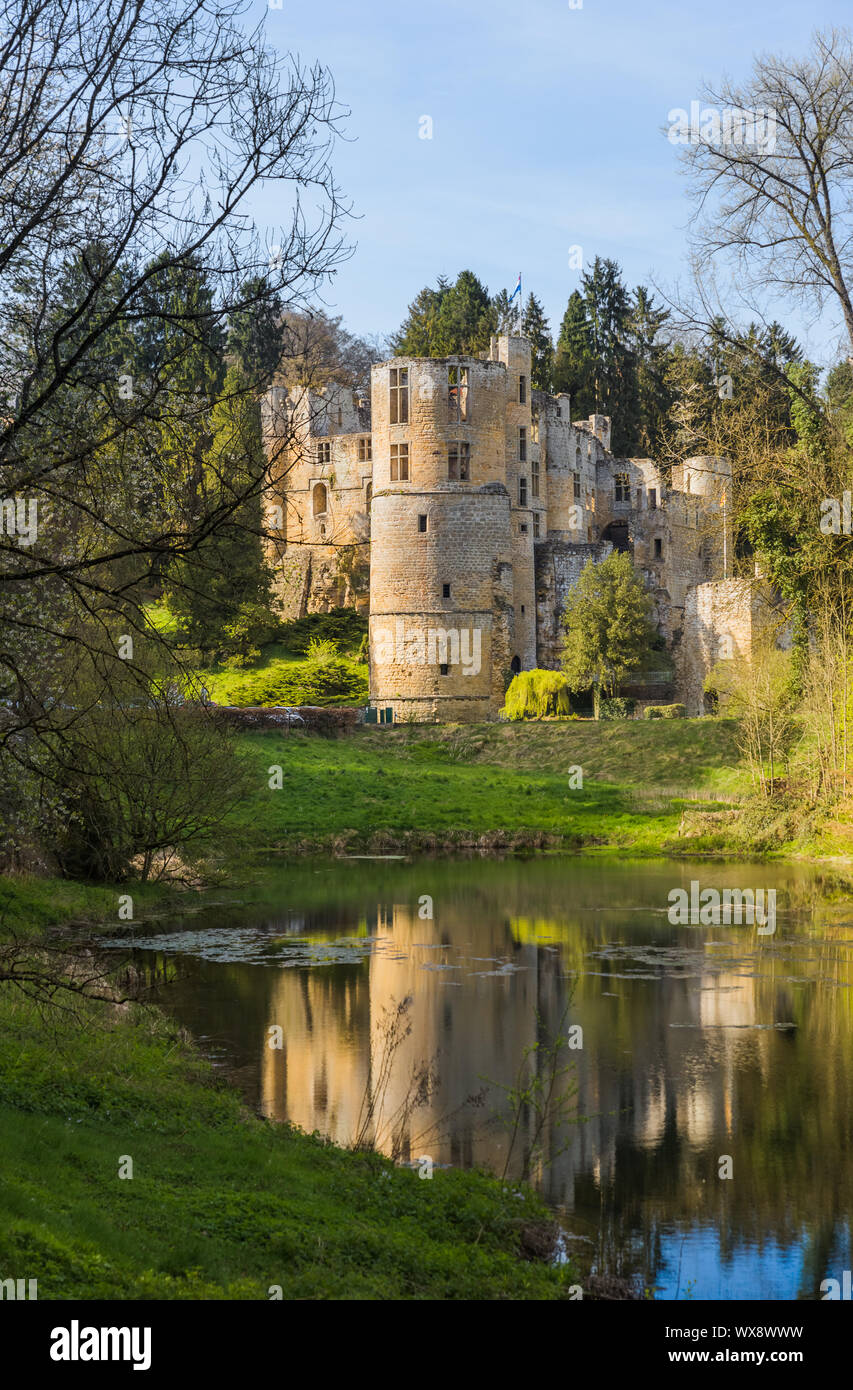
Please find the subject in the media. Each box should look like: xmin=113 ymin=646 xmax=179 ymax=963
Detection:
xmin=263 ymin=334 xmax=754 ymax=720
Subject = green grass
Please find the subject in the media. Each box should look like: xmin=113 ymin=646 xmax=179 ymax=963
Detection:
xmin=0 ymin=876 xmax=183 ymax=941
xmin=196 ymin=645 xmax=368 ymax=708
xmin=0 ymin=985 xmax=574 ymax=1299
xmin=225 ymin=718 xmax=748 ymax=856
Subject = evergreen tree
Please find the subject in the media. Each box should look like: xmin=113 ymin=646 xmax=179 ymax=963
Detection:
xmin=227 ymin=277 xmax=285 ymax=387
xmin=167 ymin=365 xmax=275 ymax=663
xmin=578 ymin=256 xmax=640 ymax=453
xmin=493 ymin=287 xmax=521 ymax=334
xmin=392 ymin=271 xmax=496 ymax=356
xmin=629 ymin=285 xmax=673 ymax=457
xmin=391 ymin=280 xmax=448 ymax=356
xmin=553 ymin=290 xmax=594 ymax=414
xmin=520 ymin=292 xmax=553 ymax=391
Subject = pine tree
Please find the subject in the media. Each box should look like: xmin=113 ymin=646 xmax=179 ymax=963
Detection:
xmin=493 ymin=287 xmax=521 ymax=334
xmin=578 ymin=257 xmax=640 ymax=453
xmin=629 ymin=285 xmax=673 ymax=457
xmin=553 ymin=290 xmax=594 ymax=413
xmin=391 ymin=280 xmax=448 ymax=356
xmin=392 ymin=271 xmax=496 ymax=357
xmin=520 ymin=292 xmax=553 ymax=390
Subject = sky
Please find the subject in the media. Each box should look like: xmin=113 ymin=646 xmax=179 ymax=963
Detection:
xmin=248 ymin=0 xmax=853 ymax=367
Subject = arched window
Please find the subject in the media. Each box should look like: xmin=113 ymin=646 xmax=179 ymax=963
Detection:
xmin=510 ymin=656 xmax=521 ymax=675
xmin=312 ymin=482 xmax=328 ymax=517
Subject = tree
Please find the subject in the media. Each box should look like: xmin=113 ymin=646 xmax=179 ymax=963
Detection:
xmin=553 ymin=260 xmax=641 ymax=452
xmin=0 ymin=0 xmax=348 ymax=874
xmin=392 ymin=271 xmax=496 ymax=357
xmin=560 ymin=552 xmax=657 ymax=718
xmin=520 ymin=293 xmax=553 ymax=391
xmin=493 ymin=287 xmax=521 ymax=335
xmin=552 ymin=290 xmax=594 ymax=413
xmin=628 ymin=286 xmax=673 ymax=457
xmin=579 ymin=257 xmax=640 ymax=453
xmin=675 ymin=28 xmax=853 ymax=353
xmin=707 ymin=637 xmax=797 ymax=797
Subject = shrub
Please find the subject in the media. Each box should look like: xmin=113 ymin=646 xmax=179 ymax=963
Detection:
xmin=241 ymin=657 xmax=368 ymax=707
xmin=644 ymin=703 xmax=686 ymax=719
xmin=278 ymin=607 xmax=367 ymax=655
xmin=502 ymin=670 xmax=572 ymax=721
xmin=599 ymin=697 xmax=637 ymax=720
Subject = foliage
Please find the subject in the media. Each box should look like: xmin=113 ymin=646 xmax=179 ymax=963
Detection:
xmin=707 ymin=641 xmax=797 ymax=796
xmin=643 ymin=704 xmax=686 ymax=719
xmin=277 ymin=607 xmax=367 ymax=655
xmin=392 ymin=270 xmax=497 ymax=357
xmin=520 ymin=293 xmax=553 ymax=391
xmin=560 ymin=552 xmax=657 ymax=718
xmin=502 ymin=670 xmax=572 ymax=721
xmin=599 ymin=697 xmax=637 ymax=720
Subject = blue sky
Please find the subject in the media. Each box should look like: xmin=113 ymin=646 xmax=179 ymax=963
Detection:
xmin=250 ymin=0 xmax=851 ymax=366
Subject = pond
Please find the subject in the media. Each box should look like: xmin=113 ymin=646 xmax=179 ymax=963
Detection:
xmin=102 ymin=855 xmax=853 ymax=1300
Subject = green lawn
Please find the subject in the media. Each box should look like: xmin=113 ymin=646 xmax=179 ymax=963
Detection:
xmin=226 ymin=718 xmax=747 ymax=857
xmin=0 ymin=985 xmax=573 ymax=1299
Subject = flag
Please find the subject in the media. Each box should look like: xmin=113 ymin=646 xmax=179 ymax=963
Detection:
xmin=508 ymin=272 xmax=522 ymax=304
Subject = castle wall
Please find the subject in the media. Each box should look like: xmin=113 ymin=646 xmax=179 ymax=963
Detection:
xmin=262 ymin=382 xmax=372 ymax=618
xmin=493 ymin=336 xmax=536 ymax=668
xmin=677 ymin=578 xmax=774 ymax=715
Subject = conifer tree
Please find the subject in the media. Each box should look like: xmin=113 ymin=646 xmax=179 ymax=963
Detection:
xmin=520 ymin=292 xmax=553 ymax=391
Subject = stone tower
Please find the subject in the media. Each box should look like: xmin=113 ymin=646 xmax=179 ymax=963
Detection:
xmin=368 ymin=336 xmax=535 ymax=721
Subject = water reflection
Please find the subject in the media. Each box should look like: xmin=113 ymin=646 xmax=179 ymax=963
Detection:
xmin=111 ymin=857 xmax=853 ymax=1299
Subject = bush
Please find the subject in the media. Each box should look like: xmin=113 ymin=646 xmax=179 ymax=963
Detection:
xmin=644 ymin=703 xmax=686 ymax=719
xmin=502 ymin=670 xmax=572 ymax=721
xmin=238 ymin=657 xmax=368 ymax=707
xmin=599 ymin=697 xmax=637 ymax=720
xmin=278 ymin=607 xmax=367 ymax=655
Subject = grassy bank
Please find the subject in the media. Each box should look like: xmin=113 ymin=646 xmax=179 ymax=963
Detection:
xmin=226 ymin=717 xmax=749 ymax=858
xmin=0 ymin=935 xmax=574 ymax=1299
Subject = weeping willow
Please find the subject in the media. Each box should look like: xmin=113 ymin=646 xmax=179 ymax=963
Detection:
xmin=502 ymin=670 xmax=572 ymax=720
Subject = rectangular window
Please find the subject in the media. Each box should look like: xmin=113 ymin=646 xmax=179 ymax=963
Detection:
xmin=390 ymin=442 xmax=409 ymax=481
xmin=358 ymin=437 xmax=372 ymax=462
xmin=439 ymin=663 xmax=449 ymax=676
xmin=317 ymin=441 xmax=331 ymax=465
xmin=337 ymin=406 xmax=343 ymax=426
xmin=448 ymin=441 xmax=470 ymax=481
xmin=442 ymin=582 xmax=451 ymax=598
xmin=533 ymin=514 xmax=540 ymax=539
xmin=649 ymin=488 xmax=657 ymax=510
xmin=531 ymin=457 xmax=540 ymax=499
xmin=614 ymin=472 xmax=630 ymax=503
xmin=518 ymin=426 xmax=527 ymax=463
xmin=390 ymin=367 xmax=409 ymax=424
xmin=519 ymin=374 xmax=527 ymax=404
xmin=448 ymin=365 xmax=469 ymax=421
xmin=519 ymin=477 xmax=527 ymax=506
xmin=418 ymin=514 xmax=427 ymax=533
xmin=654 ymin=538 xmax=663 ymax=558
xmin=519 ymin=523 xmax=528 ymax=534
xmin=556 ymin=406 xmax=562 ymax=418
xmin=573 ymin=471 xmax=581 ymax=502
xmin=531 ymin=413 xmax=539 ymax=443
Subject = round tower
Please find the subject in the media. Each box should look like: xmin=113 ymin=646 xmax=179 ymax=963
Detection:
xmin=368 ymin=354 xmax=514 ymax=721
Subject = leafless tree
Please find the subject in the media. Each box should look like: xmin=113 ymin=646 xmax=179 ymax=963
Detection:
xmin=675 ymin=27 xmax=853 ymax=353
xmin=0 ymin=0 xmax=351 ymax=871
